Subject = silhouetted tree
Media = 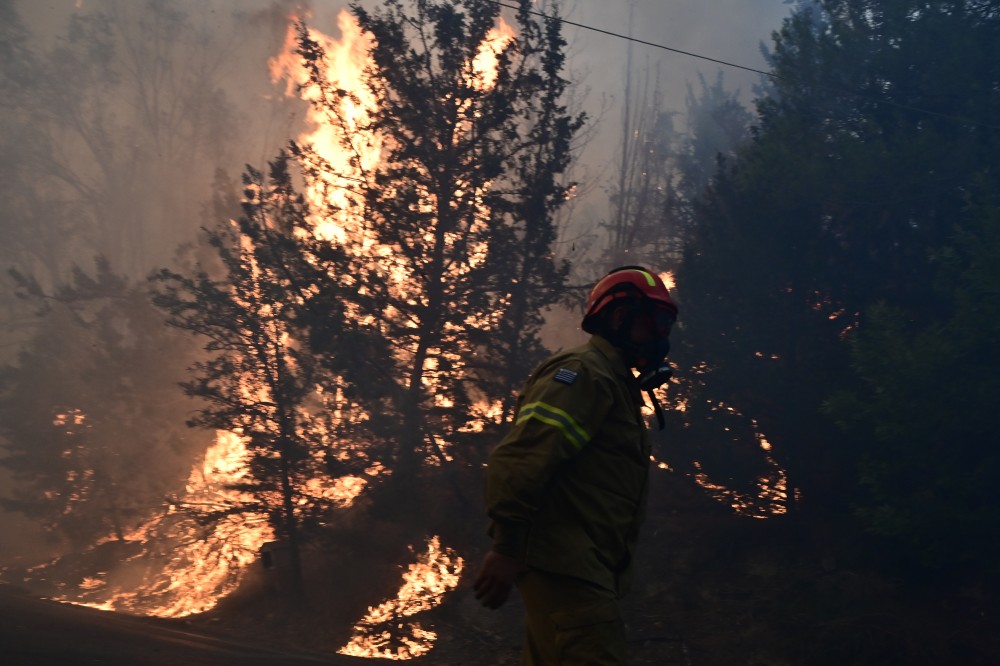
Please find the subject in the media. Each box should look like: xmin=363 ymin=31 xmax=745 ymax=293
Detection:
xmin=664 ymin=71 xmax=753 ymax=251
xmin=151 ymin=156 xmax=368 ymax=596
xmin=825 ymin=178 xmax=1000 ymax=577
xmin=291 ymin=0 xmax=580 ymax=521
xmin=603 ymin=45 xmax=753 ymax=268
xmin=0 ymin=0 xmax=241 ymax=283
xmin=0 ymin=0 xmax=63 ymax=356
xmin=603 ymin=3 xmax=678 ymax=268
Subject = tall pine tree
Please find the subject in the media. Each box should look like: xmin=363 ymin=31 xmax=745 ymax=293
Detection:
xmin=290 ymin=0 xmax=580 ymax=522
xmin=151 ymin=156 xmax=373 ymax=595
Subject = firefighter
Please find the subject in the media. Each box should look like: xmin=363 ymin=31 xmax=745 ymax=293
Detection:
xmin=474 ymin=266 xmax=678 ymax=665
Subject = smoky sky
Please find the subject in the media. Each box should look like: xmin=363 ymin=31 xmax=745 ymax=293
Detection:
xmin=11 ymin=0 xmax=791 ymax=252
xmin=567 ymin=0 xmax=789 ymax=102
xmin=14 ymin=0 xmax=792 ymax=168
xmin=1 ymin=0 xmax=793 ymax=319
xmin=558 ymin=0 xmax=791 ymax=235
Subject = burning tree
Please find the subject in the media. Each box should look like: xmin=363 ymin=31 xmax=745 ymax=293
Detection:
xmin=151 ymin=156 xmax=374 ymax=596
xmin=41 ymin=0 xmax=581 ymax=641
xmin=286 ymin=0 xmax=581 ymax=519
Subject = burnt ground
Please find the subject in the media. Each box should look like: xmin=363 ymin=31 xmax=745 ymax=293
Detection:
xmin=4 ymin=472 xmax=997 ymax=665
xmin=0 ymin=582 xmax=359 ymax=665
xmin=179 ymin=475 xmax=998 ymax=666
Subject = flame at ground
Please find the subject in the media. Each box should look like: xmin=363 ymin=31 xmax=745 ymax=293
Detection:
xmin=47 ymin=6 xmax=504 ymax=651
xmin=338 ymin=536 xmax=463 ymax=660
xmin=48 ymin=5 xmax=494 ymax=628
xmin=651 ymin=349 xmax=787 ymax=518
xmin=50 ymin=431 xmax=365 ymax=617
xmin=689 ymin=406 xmax=788 ymax=519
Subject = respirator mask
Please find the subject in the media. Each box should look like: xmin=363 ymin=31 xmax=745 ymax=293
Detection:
xmin=633 ymin=307 xmax=674 ymax=382
xmin=638 ymin=356 xmax=673 ymax=392
xmin=627 ymin=305 xmax=675 ymax=429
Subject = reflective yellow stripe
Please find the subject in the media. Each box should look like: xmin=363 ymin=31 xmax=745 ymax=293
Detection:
xmin=636 ymin=269 xmax=657 ymax=286
xmin=516 ymin=401 xmax=591 ymax=451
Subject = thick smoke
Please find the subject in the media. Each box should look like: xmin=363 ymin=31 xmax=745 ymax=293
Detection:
xmin=0 ymin=0 xmax=788 ymax=565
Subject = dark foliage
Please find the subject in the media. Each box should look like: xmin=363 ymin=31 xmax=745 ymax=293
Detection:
xmin=150 ymin=155 xmax=387 ymax=596
xmin=677 ymin=0 xmax=1000 ymax=583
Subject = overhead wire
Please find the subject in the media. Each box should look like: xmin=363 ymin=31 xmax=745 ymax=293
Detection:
xmin=491 ymin=0 xmax=776 ymax=79
xmin=484 ymin=0 xmax=1000 ymax=132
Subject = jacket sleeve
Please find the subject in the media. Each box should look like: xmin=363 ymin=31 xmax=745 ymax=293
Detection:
xmin=485 ymin=356 xmax=612 ymax=560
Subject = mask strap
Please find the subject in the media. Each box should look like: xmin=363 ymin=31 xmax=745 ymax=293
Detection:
xmin=638 ymin=364 xmax=672 ymax=431
xmin=647 ymin=391 xmax=666 ymax=430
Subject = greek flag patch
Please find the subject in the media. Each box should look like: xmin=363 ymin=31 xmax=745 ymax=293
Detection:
xmin=554 ymin=368 xmax=578 ymax=385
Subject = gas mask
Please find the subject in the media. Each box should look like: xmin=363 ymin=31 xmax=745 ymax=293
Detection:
xmin=638 ymin=359 xmax=673 ymax=392
xmin=630 ymin=306 xmax=675 ymax=429
xmin=635 ymin=337 xmax=672 ymax=383
xmin=632 ymin=307 xmax=674 ymax=371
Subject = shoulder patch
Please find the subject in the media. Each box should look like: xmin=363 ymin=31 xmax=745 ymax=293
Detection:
xmin=554 ymin=368 xmax=578 ymax=385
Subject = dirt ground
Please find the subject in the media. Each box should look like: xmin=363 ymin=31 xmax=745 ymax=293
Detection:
xmin=184 ymin=479 xmax=997 ymax=666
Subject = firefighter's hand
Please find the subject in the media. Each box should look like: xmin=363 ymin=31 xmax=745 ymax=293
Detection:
xmin=473 ymin=551 xmax=521 ymax=610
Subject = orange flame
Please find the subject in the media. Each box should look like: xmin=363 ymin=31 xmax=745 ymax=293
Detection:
xmin=338 ymin=536 xmax=463 ymax=660
xmin=54 ymin=431 xmax=366 ymax=617
xmin=687 ymin=406 xmax=789 ymax=518
xmin=55 ymin=9 xmax=514 ymax=651
xmin=269 ymin=10 xmax=514 ymax=657
xmin=269 ymin=10 xmax=378 ymax=243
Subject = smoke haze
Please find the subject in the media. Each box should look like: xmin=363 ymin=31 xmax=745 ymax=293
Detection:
xmin=0 ymin=0 xmax=789 ymax=564
xmin=3 ymin=0 xmax=790 ymax=281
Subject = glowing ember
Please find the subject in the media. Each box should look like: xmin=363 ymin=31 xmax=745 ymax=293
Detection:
xmin=338 ymin=536 xmax=463 ymax=660
xmin=688 ymin=418 xmax=788 ymax=519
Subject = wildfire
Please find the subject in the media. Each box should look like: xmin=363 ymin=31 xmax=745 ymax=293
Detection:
xmin=269 ymin=7 xmax=512 ymax=249
xmin=269 ymin=9 xmax=379 ymax=243
xmin=339 ymin=536 xmax=463 ymax=660
xmin=51 ymin=431 xmax=366 ymax=617
xmin=687 ymin=407 xmax=789 ymax=518
xmin=266 ymin=9 xmax=517 ymax=657
xmin=45 ymin=8 xmax=515 ymax=658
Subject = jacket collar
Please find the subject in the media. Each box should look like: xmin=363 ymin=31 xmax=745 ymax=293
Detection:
xmin=590 ymin=335 xmax=639 ymax=386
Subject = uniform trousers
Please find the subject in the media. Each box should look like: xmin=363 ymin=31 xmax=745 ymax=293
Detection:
xmin=516 ymin=568 xmax=627 ymax=666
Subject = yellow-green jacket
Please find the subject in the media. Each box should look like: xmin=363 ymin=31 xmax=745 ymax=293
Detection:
xmin=486 ymin=335 xmax=651 ymax=594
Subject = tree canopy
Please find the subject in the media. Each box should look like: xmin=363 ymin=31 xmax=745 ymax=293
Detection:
xmin=288 ymin=0 xmax=581 ymax=522
xmin=677 ymin=0 xmax=1000 ymax=578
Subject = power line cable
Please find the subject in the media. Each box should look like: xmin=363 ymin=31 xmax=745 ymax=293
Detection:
xmin=485 ymin=0 xmax=1000 ymax=131
xmin=494 ymin=0 xmax=776 ymax=79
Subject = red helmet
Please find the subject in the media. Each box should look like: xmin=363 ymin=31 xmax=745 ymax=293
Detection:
xmin=581 ymin=266 xmax=678 ymax=334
